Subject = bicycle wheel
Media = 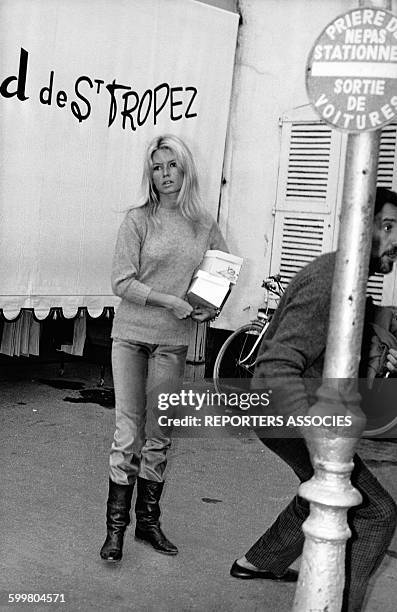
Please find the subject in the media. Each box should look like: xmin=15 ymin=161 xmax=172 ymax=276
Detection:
xmin=213 ymin=322 xmax=266 ymax=396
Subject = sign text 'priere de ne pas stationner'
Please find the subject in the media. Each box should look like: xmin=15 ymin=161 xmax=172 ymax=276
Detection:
xmin=306 ymin=7 xmax=397 ymax=132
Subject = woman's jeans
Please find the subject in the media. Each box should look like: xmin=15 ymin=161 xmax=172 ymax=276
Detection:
xmin=109 ymin=339 xmax=188 ymax=485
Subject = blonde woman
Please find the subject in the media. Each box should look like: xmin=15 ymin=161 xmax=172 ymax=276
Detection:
xmin=100 ymin=134 xmax=227 ymax=562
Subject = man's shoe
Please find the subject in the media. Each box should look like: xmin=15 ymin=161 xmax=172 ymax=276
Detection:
xmin=230 ymin=560 xmax=298 ymax=582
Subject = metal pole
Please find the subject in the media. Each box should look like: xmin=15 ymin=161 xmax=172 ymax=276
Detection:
xmin=292 ymin=0 xmax=391 ymax=608
xmin=360 ymin=0 xmax=391 ymax=7
xmin=292 ymin=131 xmax=380 ymax=611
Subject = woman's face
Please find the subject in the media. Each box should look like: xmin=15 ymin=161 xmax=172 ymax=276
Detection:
xmin=151 ymin=148 xmax=184 ymax=199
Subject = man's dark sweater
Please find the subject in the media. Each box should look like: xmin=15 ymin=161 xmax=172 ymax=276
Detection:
xmin=252 ymin=251 xmax=375 ymax=420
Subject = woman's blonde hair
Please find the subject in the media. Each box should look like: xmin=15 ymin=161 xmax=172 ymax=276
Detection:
xmin=140 ymin=134 xmax=208 ymax=225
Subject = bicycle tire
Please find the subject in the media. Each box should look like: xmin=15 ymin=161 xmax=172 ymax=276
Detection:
xmin=213 ymin=322 xmax=266 ymax=396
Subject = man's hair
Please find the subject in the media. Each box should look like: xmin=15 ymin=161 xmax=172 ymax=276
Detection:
xmin=374 ymin=187 xmax=397 ymax=216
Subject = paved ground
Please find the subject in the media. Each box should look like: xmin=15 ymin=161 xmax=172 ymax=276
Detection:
xmin=0 ymin=362 xmax=396 ymax=611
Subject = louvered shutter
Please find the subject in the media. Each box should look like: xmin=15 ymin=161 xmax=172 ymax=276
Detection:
xmin=270 ymin=109 xmax=343 ymax=286
xmin=271 ymin=107 xmax=397 ymax=305
xmin=370 ymin=124 xmax=397 ymax=305
xmin=337 ymin=123 xmax=397 ymax=304
xmin=378 ymin=124 xmax=397 ymax=189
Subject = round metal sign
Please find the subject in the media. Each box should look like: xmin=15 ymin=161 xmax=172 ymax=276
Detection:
xmin=306 ymin=7 xmax=397 ymax=132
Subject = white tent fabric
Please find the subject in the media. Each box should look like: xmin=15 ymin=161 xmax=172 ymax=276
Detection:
xmin=0 ymin=0 xmax=238 ymax=320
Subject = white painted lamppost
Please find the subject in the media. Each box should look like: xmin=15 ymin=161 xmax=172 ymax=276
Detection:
xmin=292 ymin=1 xmax=394 ymax=610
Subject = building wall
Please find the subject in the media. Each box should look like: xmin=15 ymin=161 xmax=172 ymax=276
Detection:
xmin=216 ymin=0 xmax=397 ymax=330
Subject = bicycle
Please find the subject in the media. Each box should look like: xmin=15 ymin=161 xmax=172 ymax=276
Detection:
xmin=213 ymin=274 xmax=284 ymax=396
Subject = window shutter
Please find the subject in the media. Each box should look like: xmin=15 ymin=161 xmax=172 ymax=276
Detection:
xmin=271 ymin=108 xmax=396 ymax=306
xmin=279 ymin=122 xmax=340 ymax=210
xmin=378 ymin=123 xmax=397 ymax=189
xmin=270 ymin=108 xmax=343 ymax=286
xmin=367 ymin=123 xmax=397 ymax=304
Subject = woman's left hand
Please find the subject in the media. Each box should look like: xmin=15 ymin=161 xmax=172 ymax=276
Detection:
xmin=386 ymin=347 xmax=397 ymax=374
xmin=190 ymin=306 xmax=219 ymax=323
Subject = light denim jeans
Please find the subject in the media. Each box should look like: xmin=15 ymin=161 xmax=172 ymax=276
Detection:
xmin=109 ymin=338 xmax=188 ymax=485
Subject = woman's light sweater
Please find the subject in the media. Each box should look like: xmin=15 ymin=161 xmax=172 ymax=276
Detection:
xmin=111 ymin=204 xmax=227 ymax=346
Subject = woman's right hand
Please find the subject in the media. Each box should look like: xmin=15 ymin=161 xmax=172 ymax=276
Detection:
xmin=165 ymin=295 xmax=193 ymax=320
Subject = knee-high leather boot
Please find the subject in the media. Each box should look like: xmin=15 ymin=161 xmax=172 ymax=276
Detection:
xmin=134 ymin=477 xmax=178 ymax=555
xmin=100 ymin=478 xmax=134 ymax=562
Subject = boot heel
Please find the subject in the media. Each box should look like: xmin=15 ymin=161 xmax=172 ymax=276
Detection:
xmin=134 ymin=526 xmax=178 ymax=555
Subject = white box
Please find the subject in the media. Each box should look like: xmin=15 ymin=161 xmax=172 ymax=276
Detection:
xmin=200 ymin=250 xmax=243 ymax=284
xmin=187 ymin=270 xmax=230 ymax=309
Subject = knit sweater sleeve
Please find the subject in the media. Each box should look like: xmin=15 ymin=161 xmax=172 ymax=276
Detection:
xmin=111 ymin=212 xmax=152 ymax=305
xmin=252 ymin=261 xmax=332 ymax=417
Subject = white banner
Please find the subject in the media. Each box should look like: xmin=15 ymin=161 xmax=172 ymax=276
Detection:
xmin=0 ymin=0 xmax=238 ymax=319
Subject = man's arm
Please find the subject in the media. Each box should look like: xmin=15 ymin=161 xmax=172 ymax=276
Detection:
xmin=252 ymin=269 xmax=332 ymax=418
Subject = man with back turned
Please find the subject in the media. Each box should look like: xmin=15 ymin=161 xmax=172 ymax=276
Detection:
xmin=230 ymin=187 xmax=397 ymax=612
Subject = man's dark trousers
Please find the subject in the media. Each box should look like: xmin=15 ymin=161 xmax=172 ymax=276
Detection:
xmin=245 ymin=437 xmax=397 ymax=612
